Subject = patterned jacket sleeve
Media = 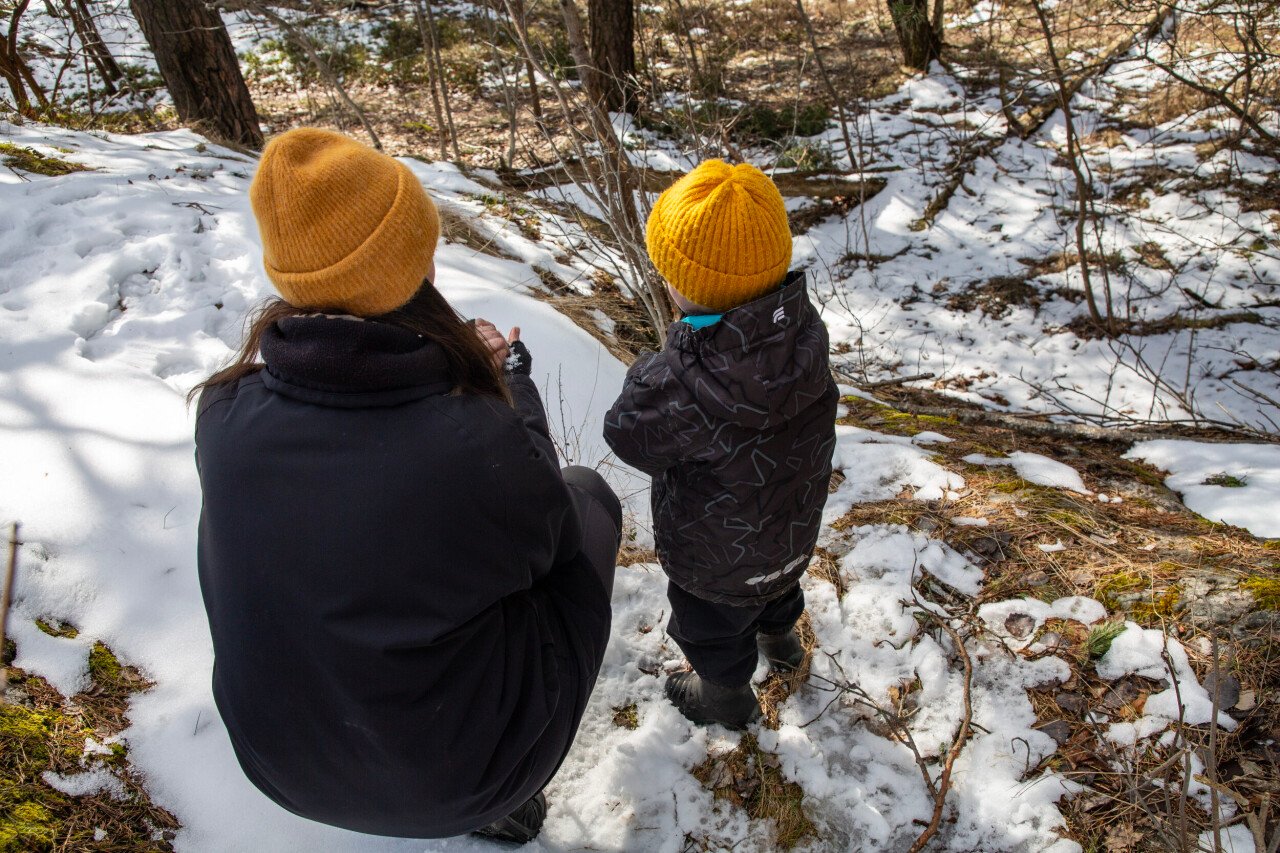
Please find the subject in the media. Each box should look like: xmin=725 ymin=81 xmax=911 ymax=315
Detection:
xmin=603 ymin=350 xmax=709 ymax=479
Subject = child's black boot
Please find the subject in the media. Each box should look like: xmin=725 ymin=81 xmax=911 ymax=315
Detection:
xmin=665 ymin=671 xmax=761 ymax=729
xmin=757 ymin=628 xmax=805 ymax=672
xmin=472 ymin=791 xmax=547 ymax=844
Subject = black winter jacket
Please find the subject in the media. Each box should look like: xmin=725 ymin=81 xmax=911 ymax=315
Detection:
xmin=603 ymin=272 xmax=839 ymax=605
xmin=195 ymin=315 xmax=610 ymax=838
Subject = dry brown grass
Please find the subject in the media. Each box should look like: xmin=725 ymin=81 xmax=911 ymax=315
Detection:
xmin=690 ymin=733 xmax=816 ymax=850
xmin=757 ymin=613 xmax=817 ymax=730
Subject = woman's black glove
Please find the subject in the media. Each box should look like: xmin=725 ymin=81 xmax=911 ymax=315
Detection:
xmin=505 ymin=339 xmax=532 ymax=376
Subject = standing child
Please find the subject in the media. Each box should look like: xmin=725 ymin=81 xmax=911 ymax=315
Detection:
xmin=604 ymin=160 xmax=838 ymax=729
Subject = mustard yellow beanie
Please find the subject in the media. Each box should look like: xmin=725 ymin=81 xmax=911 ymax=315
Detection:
xmin=646 ymin=160 xmax=791 ymax=313
xmin=249 ymin=128 xmax=440 ymax=317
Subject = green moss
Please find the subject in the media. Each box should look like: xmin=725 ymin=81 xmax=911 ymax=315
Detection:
xmin=105 ymin=741 xmax=128 ymax=767
xmin=0 ymin=703 xmax=56 ymax=760
xmin=1045 ymin=509 xmax=1092 ymax=528
xmin=0 ymin=799 xmax=56 ymax=852
xmin=1 ymin=647 xmax=177 ymax=850
xmin=88 ymin=642 xmax=122 ymax=686
xmin=1242 ymin=577 xmax=1280 ymax=610
xmin=0 ymin=143 xmax=91 ymax=177
xmin=34 ymin=619 xmax=78 ymax=639
xmin=1203 ymin=473 xmax=1248 ymax=488
xmin=1131 ymin=586 xmax=1180 ymax=622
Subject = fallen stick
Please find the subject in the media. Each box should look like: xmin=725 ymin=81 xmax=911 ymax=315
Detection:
xmin=908 ymin=615 xmax=973 ymax=853
xmin=866 ymin=372 xmax=935 ymax=389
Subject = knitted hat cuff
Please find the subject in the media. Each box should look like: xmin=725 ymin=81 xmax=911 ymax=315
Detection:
xmin=267 ymin=161 xmax=437 ymax=316
xmin=653 ymin=242 xmax=789 ymax=312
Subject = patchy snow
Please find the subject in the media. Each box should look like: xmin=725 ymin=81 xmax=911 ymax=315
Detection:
xmin=1198 ymin=826 xmax=1256 ymax=853
xmin=1097 ymin=623 xmax=1238 ymax=741
xmin=978 ymin=596 xmax=1107 ymax=649
xmin=42 ymin=768 xmax=126 ymax=800
xmin=964 ymin=452 xmax=1091 ymax=494
xmin=826 ymin=426 xmax=967 ymax=519
xmin=1124 ymin=440 xmax=1280 ymax=538
xmin=7 ymin=616 xmax=93 ymax=697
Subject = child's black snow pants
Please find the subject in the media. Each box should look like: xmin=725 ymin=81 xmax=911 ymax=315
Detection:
xmin=665 ymin=581 xmax=805 ymax=687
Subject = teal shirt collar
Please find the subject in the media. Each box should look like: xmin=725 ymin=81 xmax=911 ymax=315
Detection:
xmin=681 ymin=313 xmax=723 ymax=329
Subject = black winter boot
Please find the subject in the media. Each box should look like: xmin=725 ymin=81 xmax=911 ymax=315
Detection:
xmin=757 ymin=628 xmax=806 ymax=672
xmin=472 ymin=791 xmax=547 ymax=844
xmin=665 ymin=671 xmax=761 ymax=730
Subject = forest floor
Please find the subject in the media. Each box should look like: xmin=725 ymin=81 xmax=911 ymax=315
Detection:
xmin=3 ymin=0 xmax=1280 ymax=850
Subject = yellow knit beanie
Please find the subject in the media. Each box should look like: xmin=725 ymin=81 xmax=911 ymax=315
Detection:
xmin=249 ymin=128 xmax=440 ymax=316
xmin=646 ymin=160 xmax=792 ymax=313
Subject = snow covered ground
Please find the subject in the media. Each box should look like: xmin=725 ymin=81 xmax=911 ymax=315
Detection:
xmin=1125 ymin=440 xmax=1280 ymax=538
xmin=3 ymin=121 xmax=1261 ymax=851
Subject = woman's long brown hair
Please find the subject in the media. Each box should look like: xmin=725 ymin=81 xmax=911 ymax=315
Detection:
xmin=188 ymin=280 xmax=510 ymax=405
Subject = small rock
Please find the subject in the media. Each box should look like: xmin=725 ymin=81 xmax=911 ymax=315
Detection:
xmin=1055 ymin=691 xmax=1088 ymax=716
xmin=968 ymin=532 xmax=1014 ymax=563
xmin=1103 ymin=679 xmax=1143 ymax=710
xmin=1178 ymin=573 xmax=1255 ymax=630
xmin=1202 ymin=672 xmax=1241 ymax=711
xmin=1024 ymin=571 xmax=1051 ymax=587
xmin=1235 ymin=689 xmax=1257 ymax=711
xmin=915 ymin=515 xmax=943 ymax=534
xmin=1241 ymin=610 xmax=1280 ymax=631
xmin=1038 ymin=631 xmax=1064 ymax=651
xmin=1005 ymin=613 xmax=1037 ymax=639
xmin=1036 ymin=719 xmax=1073 ymax=746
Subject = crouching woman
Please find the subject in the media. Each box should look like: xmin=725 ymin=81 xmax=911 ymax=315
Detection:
xmin=192 ymin=129 xmax=621 ymax=843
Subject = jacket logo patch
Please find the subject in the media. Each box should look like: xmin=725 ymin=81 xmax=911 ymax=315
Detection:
xmin=772 ymin=306 xmax=786 ymax=324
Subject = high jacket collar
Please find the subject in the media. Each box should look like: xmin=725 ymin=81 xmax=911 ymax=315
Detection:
xmin=666 ymin=270 xmax=810 ymax=356
xmin=259 ymin=315 xmax=454 ymax=408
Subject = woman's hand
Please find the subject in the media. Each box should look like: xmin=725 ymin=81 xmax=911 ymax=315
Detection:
xmin=475 ymin=320 xmax=521 ymax=372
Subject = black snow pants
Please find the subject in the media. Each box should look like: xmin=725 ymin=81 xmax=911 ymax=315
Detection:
xmin=665 ymin=581 xmax=805 ymax=687
xmin=563 ymin=465 xmax=622 ymax=598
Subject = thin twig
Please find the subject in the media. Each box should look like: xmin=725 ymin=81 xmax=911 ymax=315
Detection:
xmin=907 ymin=612 xmax=974 ymax=853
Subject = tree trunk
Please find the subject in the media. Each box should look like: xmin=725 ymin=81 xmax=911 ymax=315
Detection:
xmin=411 ymin=0 xmax=448 ymax=159
xmin=420 ymin=0 xmax=459 ymax=160
xmin=64 ymin=0 xmax=124 ymax=93
xmin=886 ymin=0 xmax=940 ymax=71
xmin=587 ymin=0 xmax=633 ymax=112
xmin=558 ymin=0 xmax=593 ymax=90
xmin=1 ymin=0 xmax=47 ymax=115
xmin=129 ymin=0 xmax=263 ymax=149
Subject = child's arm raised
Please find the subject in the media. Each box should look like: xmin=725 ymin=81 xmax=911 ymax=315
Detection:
xmin=603 ymin=351 xmax=708 ymax=479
